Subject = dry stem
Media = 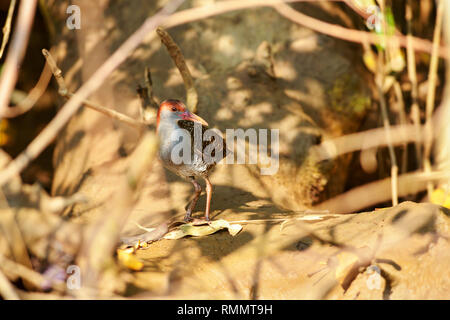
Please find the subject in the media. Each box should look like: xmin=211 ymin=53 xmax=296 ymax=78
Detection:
xmin=0 ymin=0 xmax=37 ymax=120
xmin=423 ymin=0 xmax=444 ymax=198
xmin=42 ymin=49 xmax=144 ymax=128
xmin=0 ymin=268 xmax=19 ymax=300
xmin=156 ymin=27 xmax=198 ymax=113
xmin=0 ymin=0 xmax=17 ymax=59
xmin=311 ymin=124 xmax=423 ymax=161
xmin=1 ymin=59 xmax=52 ymax=118
xmin=271 ymin=2 xmax=449 ymax=59
xmin=393 ymin=81 xmax=408 ymax=174
xmin=315 ymin=170 xmax=449 ymax=214
xmin=376 ymin=64 xmax=398 ymax=206
xmin=136 ymin=67 xmax=159 ymax=122
xmin=406 ymin=0 xmax=423 ymax=168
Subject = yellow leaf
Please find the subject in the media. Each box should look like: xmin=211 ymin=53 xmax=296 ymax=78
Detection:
xmin=430 ymin=188 xmax=450 ymax=209
xmin=363 ymin=51 xmax=377 ymax=73
xmin=117 ymin=248 xmax=144 ymax=271
xmin=163 ymin=219 xmax=243 ymax=240
xmin=0 ymin=119 xmax=12 ymax=146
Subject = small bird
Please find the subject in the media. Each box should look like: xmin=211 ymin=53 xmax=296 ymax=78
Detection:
xmin=156 ymin=99 xmax=226 ymax=222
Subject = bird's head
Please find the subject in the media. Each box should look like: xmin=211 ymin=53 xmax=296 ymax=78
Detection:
xmin=157 ymin=99 xmax=208 ymax=130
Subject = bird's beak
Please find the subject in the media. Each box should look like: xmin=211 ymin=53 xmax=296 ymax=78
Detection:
xmin=180 ymin=111 xmax=208 ymax=126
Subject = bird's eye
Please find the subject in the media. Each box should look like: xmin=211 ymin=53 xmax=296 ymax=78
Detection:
xmin=171 ymin=107 xmax=177 ymax=112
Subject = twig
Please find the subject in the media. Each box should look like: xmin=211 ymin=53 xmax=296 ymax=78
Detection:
xmin=0 ymin=268 xmax=19 ymax=300
xmin=151 ymin=0 xmax=450 ymax=59
xmin=229 ymin=213 xmax=344 ymax=225
xmin=405 ymin=0 xmax=422 ymax=168
xmin=144 ymin=67 xmax=157 ymax=106
xmin=311 ymin=124 xmax=423 ymax=161
xmin=42 ymin=49 xmax=144 ymax=128
xmin=0 ymin=0 xmax=184 ymax=188
xmin=1 ymin=59 xmax=52 ymax=118
xmin=433 ymin=0 xmax=450 ymax=184
xmin=271 ymin=2 xmax=449 ymax=59
xmin=38 ymin=0 xmax=56 ymax=41
xmin=156 ymin=27 xmax=198 ymax=113
xmin=392 ymin=81 xmax=408 ymax=174
xmin=0 ymin=0 xmax=17 ymax=59
xmin=0 ymin=0 xmax=37 ymax=120
xmin=376 ymin=54 xmax=398 ymax=206
xmin=314 ymin=170 xmax=449 ymax=214
xmin=136 ymin=67 xmax=159 ymax=122
xmin=423 ymin=0 xmax=444 ymax=198
xmin=0 ymin=254 xmax=65 ymax=293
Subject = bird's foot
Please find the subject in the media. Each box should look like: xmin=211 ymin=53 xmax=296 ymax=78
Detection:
xmin=187 ymin=217 xmax=211 ymax=226
xmin=184 ymin=211 xmax=211 ymax=225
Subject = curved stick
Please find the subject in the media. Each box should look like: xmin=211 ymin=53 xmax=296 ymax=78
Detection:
xmin=156 ymin=27 xmax=198 ymax=113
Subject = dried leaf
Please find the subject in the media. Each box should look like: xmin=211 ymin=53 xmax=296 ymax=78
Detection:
xmin=117 ymin=247 xmax=144 ymax=271
xmin=163 ymin=219 xmax=242 ymax=240
xmin=430 ymin=188 xmax=450 ymax=209
xmin=363 ymin=51 xmax=377 ymax=73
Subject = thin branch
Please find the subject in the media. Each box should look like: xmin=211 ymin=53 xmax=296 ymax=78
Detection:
xmin=376 ymin=57 xmax=398 ymax=206
xmin=271 ymin=2 xmax=449 ymax=59
xmin=154 ymin=0 xmax=450 ymax=58
xmin=406 ymin=0 xmax=422 ymax=168
xmin=314 ymin=170 xmax=449 ymax=214
xmin=0 ymin=0 xmax=37 ymax=120
xmin=143 ymin=66 xmax=159 ymax=109
xmin=1 ymin=59 xmax=52 ymax=118
xmin=0 ymin=254 xmax=65 ymax=293
xmin=156 ymin=27 xmax=198 ymax=113
xmin=42 ymin=49 xmax=143 ymax=128
xmin=0 ymin=0 xmax=17 ymax=59
xmin=0 ymin=0 xmax=184 ymax=188
xmin=137 ymin=67 xmax=159 ymax=122
xmin=423 ymin=0 xmax=444 ymax=198
xmin=0 ymin=268 xmax=19 ymax=300
xmin=38 ymin=0 xmax=56 ymax=41
xmin=393 ymin=81 xmax=408 ymax=174
xmin=311 ymin=124 xmax=423 ymax=162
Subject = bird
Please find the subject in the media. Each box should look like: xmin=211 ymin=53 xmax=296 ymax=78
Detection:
xmin=156 ymin=99 xmax=227 ymax=222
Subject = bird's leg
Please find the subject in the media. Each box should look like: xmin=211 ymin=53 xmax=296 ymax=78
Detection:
xmin=185 ymin=177 xmax=202 ymax=222
xmin=204 ymin=177 xmax=213 ymax=221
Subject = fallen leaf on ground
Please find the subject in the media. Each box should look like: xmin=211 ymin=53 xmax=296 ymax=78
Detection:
xmin=117 ymin=247 xmax=144 ymax=271
xmin=430 ymin=188 xmax=450 ymax=209
xmin=163 ymin=219 xmax=243 ymax=240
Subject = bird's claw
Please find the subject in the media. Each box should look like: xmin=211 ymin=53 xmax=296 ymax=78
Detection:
xmin=186 ymin=217 xmax=211 ymax=226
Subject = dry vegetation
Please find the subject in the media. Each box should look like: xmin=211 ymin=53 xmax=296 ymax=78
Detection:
xmin=0 ymin=0 xmax=449 ymax=299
